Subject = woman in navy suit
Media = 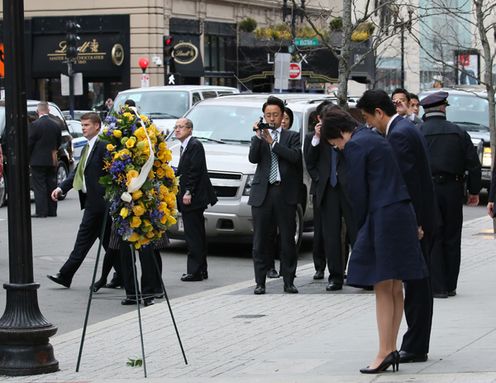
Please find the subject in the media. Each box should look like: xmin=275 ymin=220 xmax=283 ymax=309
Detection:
xmin=321 ymin=108 xmax=427 ymax=374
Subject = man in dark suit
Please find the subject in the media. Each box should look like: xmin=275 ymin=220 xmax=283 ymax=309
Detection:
xmin=248 ymin=96 xmax=302 ymax=295
xmin=357 ymin=89 xmax=437 ymax=364
xmin=47 ymin=112 xmax=111 ymax=288
xmin=305 ymin=103 xmax=356 ymax=291
xmin=29 ymin=102 xmax=62 ymax=218
xmin=175 ymin=117 xmax=218 ymax=282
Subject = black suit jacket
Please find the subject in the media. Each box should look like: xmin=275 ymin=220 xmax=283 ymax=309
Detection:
xmin=305 ymin=134 xmax=341 ymax=207
xmin=176 ymin=136 xmax=217 ymax=212
xmin=248 ymin=128 xmax=302 ymax=207
xmin=387 ymin=115 xmax=436 ymax=234
xmin=28 ymin=115 xmax=62 ymax=167
xmin=59 ymin=139 xmax=107 ymax=211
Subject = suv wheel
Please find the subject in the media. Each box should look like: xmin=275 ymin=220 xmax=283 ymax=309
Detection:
xmin=57 ymin=162 xmax=68 ymax=201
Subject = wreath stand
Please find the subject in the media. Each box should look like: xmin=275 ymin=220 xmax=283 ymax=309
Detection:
xmin=75 ymin=213 xmax=188 ymax=377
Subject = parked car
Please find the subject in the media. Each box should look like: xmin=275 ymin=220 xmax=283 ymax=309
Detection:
xmin=62 ymin=110 xmax=94 ymax=121
xmin=112 ymin=85 xmax=240 ymax=133
xmin=419 ymin=87 xmax=493 ymax=189
xmin=66 ymin=119 xmax=87 ymax=164
xmin=166 ymin=93 xmax=341 ymax=248
xmin=0 ymin=100 xmax=74 ymax=205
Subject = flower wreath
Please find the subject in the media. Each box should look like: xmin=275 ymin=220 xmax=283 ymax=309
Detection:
xmin=99 ymin=105 xmax=178 ymax=249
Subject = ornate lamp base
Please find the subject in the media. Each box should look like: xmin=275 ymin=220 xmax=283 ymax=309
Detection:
xmin=0 ymin=283 xmax=59 ymax=376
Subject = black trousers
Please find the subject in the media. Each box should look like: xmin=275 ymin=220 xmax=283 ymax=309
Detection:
xmin=320 ymin=183 xmax=355 ymax=283
xmin=182 ymin=207 xmax=208 ymax=276
xmin=311 ymin=194 xmax=326 ymax=273
xmin=430 ymin=181 xmax=464 ymax=293
xmin=31 ymin=165 xmax=57 ymax=217
xmin=120 ymin=243 xmax=162 ymax=298
xmin=59 ymin=207 xmax=110 ymax=282
xmin=252 ymin=184 xmax=297 ymax=285
xmin=401 ymin=232 xmax=434 ymax=355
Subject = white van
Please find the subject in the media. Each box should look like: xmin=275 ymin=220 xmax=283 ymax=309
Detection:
xmin=112 ymin=85 xmax=240 ymax=132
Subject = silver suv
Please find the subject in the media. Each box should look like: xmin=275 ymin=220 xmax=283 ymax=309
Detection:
xmin=113 ymin=85 xmax=239 ymax=133
xmin=167 ymin=94 xmax=338 ymax=248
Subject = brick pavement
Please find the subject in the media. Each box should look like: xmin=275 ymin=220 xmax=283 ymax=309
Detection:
xmin=4 ymin=216 xmax=496 ymax=383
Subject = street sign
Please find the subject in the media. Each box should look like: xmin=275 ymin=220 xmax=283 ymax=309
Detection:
xmin=141 ymin=73 xmax=150 ymax=88
xmin=274 ymin=52 xmax=290 ymax=90
xmin=294 ymin=37 xmax=319 ymax=47
xmin=289 ymin=62 xmax=301 ymax=80
xmin=60 ymin=73 xmax=83 ymax=96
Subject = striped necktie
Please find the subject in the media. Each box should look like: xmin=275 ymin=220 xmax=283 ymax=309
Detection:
xmin=269 ymin=130 xmax=279 ymax=184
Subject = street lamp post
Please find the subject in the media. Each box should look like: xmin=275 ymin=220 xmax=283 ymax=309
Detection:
xmin=397 ymin=6 xmax=413 ymax=89
xmin=0 ymin=0 xmax=58 ymax=376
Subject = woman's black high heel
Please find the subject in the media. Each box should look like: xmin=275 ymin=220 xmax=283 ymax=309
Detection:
xmin=360 ymin=351 xmax=400 ymax=374
xmin=91 ymin=279 xmax=106 ymax=293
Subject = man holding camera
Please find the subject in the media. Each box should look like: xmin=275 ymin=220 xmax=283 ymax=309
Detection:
xmin=248 ymin=96 xmax=303 ymax=295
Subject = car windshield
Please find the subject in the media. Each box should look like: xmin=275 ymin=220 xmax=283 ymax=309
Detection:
xmin=446 ymin=94 xmax=491 ymax=127
xmin=169 ymin=104 xmax=301 ymax=144
xmin=113 ymin=91 xmax=189 ymax=119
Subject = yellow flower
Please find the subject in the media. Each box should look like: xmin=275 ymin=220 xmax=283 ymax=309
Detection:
xmin=156 ymin=167 xmax=166 ymax=179
xmin=159 ymin=142 xmax=167 ymax=151
xmin=165 ymin=150 xmax=172 ymax=162
xmin=132 ymin=204 xmax=145 ymax=216
xmin=146 ymin=231 xmax=155 ymax=239
xmin=165 ymin=166 xmax=175 ymax=179
xmin=130 ymin=216 xmax=142 ymax=228
xmin=147 ymin=170 xmax=155 ymax=180
xmin=167 ymin=216 xmax=177 ymax=225
xmin=137 ymin=141 xmax=147 ymax=151
xmin=106 ymin=144 xmax=116 ymax=152
xmin=102 ymin=127 xmax=109 ymax=135
xmin=132 ymin=190 xmax=143 ymax=200
xmin=134 ymin=126 xmax=147 ymax=141
xmin=140 ymin=115 xmax=150 ymax=124
xmin=157 ymin=150 xmax=166 ymax=161
xmin=123 ymin=112 xmax=133 ymax=120
xmin=126 ymin=169 xmax=139 ymax=185
xmin=128 ymin=232 xmax=140 ymax=242
xmin=120 ymin=207 xmax=129 ymax=218
xmin=125 ymin=137 xmax=136 ymax=149
xmin=113 ymin=130 xmax=122 ymax=138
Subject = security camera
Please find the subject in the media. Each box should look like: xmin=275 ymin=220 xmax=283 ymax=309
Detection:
xmin=152 ymin=56 xmax=163 ymax=66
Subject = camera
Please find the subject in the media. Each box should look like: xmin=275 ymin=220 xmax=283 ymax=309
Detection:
xmin=253 ymin=117 xmax=274 ymax=131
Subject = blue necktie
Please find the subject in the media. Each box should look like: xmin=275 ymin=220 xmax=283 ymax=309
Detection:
xmin=330 ymin=148 xmax=337 ymax=187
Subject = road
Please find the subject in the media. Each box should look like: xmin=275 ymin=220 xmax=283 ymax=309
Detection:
xmin=0 ymin=192 xmax=488 ymax=335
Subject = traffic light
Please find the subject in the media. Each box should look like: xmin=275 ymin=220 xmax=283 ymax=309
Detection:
xmin=65 ymin=20 xmax=80 ymax=61
xmin=163 ymin=35 xmax=174 ymax=63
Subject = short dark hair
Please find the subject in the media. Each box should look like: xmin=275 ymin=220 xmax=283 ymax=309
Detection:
xmin=262 ymin=96 xmax=285 ymax=114
xmin=316 ymin=99 xmax=335 ymax=118
xmin=321 ymin=107 xmax=358 ymax=140
xmin=124 ymin=99 xmax=136 ymax=107
xmin=356 ymin=90 xmax=396 ymax=117
xmin=409 ymin=93 xmax=419 ymax=101
xmin=80 ymin=112 xmax=101 ymax=126
xmin=391 ymin=88 xmax=411 ymax=102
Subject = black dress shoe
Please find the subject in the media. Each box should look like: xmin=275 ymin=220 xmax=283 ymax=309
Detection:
xmin=92 ymin=279 xmax=106 ymax=293
xmin=47 ymin=273 xmax=71 ymax=288
xmin=181 ymin=273 xmax=203 ymax=282
xmin=267 ymin=268 xmax=280 ymax=279
xmin=105 ymin=279 xmax=122 ymax=289
xmin=143 ymin=298 xmax=155 ymax=307
xmin=154 ymin=293 xmax=165 ymax=299
xmin=201 ymin=270 xmax=208 ymax=280
xmin=448 ymin=290 xmax=456 ymax=297
xmin=31 ymin=214 xmax=47 ymax=218
xmin=254 ymin=285 xmax=265 ymax=295
xmin=433 ymin=291 xmax=448 ymax=298
xmin=313 ymin=270 xmax=324 ymax=280
xmin=399 ymin=350 xmax=428 ymax=363
xmin=121 ymin=297 xmax=140 ymax=305
xmin=283 ymin=283 xmax=298 ymax=294
xmin=326 ymin=281 xmax=343 ymax=291
xmin=360 ymin=351 xmax=399 ymax=374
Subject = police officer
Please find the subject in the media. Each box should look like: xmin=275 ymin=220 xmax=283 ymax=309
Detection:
xmin=420 ymin=91 xmax=481 ymax=298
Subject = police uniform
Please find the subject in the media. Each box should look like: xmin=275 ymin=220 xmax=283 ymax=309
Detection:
xmin=419 ymin=91 xmax=481 ymax=297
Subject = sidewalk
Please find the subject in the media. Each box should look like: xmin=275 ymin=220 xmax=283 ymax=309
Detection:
xmin=5 ymin=216 xmax=496 ymax=383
